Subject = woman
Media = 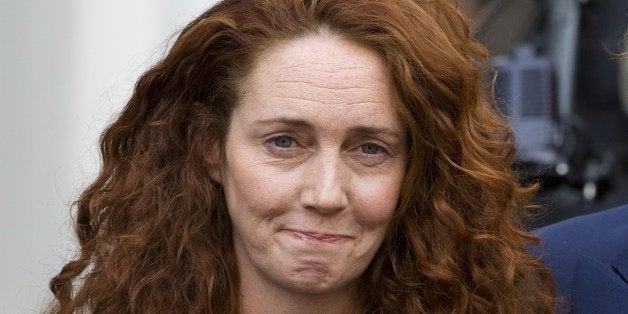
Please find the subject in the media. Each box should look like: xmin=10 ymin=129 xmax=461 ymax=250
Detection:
xmin=49 ymin=0 xmax=557 ymax=312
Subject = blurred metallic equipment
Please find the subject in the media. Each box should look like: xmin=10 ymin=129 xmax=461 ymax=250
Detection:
xmin=475 ymin=0 xmax=623 ymax=201
xmin=492 ymin=45 xmax=559 ymax=166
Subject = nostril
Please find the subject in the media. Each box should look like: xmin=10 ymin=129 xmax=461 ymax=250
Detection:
xmin=306 ymin=203 xmax=345 ymax=215
xmin=301 ymin=186 xmax=348 ymax=215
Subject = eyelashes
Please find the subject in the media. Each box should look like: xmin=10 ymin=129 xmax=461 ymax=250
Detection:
xmin=263 ymin=135 xmax=390 ymax=165
xmin=360 ymin=143 xmax=383 ymax=155
xmin=263 ymin=135 xmax=301 ymax=156
xmin=270 ymin=136 xmax=295 ymax=149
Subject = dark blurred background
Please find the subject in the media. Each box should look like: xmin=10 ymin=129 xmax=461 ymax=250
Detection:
xmin=457 ymin=0 xmax=628 ymax=227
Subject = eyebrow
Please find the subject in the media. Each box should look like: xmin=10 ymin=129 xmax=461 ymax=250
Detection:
xmin=253 ymin=118 xmax=315 ymax=131
xmin=348 ymin=126 xmax=403 ymax=140
xmin=253 ymin=117 xmax=402 ymax=139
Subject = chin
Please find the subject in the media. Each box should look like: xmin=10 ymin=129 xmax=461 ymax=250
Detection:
xmin=282 ymin=275 xmax=349 ymax=295
xmin=277 ymin=258 xmax=358 ymax=294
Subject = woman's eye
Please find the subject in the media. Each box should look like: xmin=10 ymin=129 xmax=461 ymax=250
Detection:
xmin=271 ymin=136 xmax=294 ymax=148
xmin=360 ymin=143 xmax=383 ymax=155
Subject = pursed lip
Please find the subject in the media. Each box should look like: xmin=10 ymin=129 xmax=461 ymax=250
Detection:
xmin=285 ymin=229 xmax=349 ymax=243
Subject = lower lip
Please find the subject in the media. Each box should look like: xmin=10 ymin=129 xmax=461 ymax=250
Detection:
xmin=287 ymin=230 xmax=347 ymax=244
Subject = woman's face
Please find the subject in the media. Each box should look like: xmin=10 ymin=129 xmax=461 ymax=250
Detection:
xmin=220 ymin=35 xmax=408 ymax=296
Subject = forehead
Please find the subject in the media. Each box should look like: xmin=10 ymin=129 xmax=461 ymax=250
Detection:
xmin=256 ymin=35 xmax=387 ymax=82
xmin=236 ymin=34 xmax=403 ymax=131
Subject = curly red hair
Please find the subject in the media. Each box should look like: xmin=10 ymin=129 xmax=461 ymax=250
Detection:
xmin=49 ymin=0 xmax=557 ymax=312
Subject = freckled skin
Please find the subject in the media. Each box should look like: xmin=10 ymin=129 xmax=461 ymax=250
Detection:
xmin=220 ymin=34 xmax=408 ymax=313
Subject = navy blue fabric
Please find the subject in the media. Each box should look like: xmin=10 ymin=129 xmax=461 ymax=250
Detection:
xmin=533 ymin=204 xmax=628 ymax=313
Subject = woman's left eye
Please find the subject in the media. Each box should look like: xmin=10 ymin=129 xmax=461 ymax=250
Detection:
xmin=271 ymin=136 xmax=294 ymax=148
xmin=360 ymin=143 xmax=384 ymax=155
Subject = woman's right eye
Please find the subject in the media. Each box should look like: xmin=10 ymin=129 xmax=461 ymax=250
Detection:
xmin=264 ymin=135 xmax=305 ymax=159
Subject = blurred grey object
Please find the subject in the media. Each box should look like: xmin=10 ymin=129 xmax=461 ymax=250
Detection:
xmin=491 ymin=45 xmax=558 ymax=166
xmin=460 ymin=0 xmax=628 ymax=222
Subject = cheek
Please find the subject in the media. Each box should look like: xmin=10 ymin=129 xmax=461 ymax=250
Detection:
xmin=351 ymin=172 xmax=404 ymax=227
xmin=223 ymin=155 xmax=297 ymax=219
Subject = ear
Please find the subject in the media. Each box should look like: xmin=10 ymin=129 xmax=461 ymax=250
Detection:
xmin=206 ymin=143 xmax=223 ymax=184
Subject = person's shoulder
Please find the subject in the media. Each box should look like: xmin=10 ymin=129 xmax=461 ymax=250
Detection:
xmin=536 ymin=203 xmax=628 ymax=258
xmin=534 ymin=204 xmax=628 ymax=313
xmin=542 ymin=202 xmax=628 ymax=230
xmin=538 ymin=203 xmax=628 ymax=235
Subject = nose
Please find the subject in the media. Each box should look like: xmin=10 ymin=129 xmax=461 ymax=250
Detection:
xmin=299 ymin=150 xmax=349 ymax=215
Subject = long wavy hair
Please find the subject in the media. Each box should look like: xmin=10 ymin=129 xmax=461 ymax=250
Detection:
xmin=49 ymin=0 xmax=557 ymax=312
